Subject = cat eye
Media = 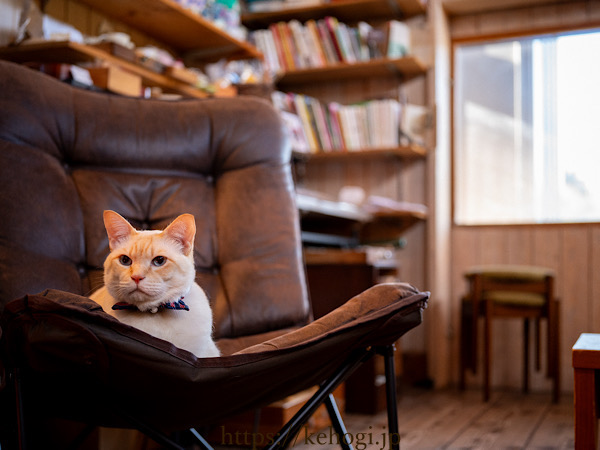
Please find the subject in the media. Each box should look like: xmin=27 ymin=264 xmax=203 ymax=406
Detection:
xmin=152 ymin=256 xmax=167 ymax=267
xmin=119 ymin=255 xmax=132 ymax=266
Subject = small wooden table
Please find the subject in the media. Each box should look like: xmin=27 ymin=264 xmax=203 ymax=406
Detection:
xmin=572 ymin=333 xmax=600 ymax=449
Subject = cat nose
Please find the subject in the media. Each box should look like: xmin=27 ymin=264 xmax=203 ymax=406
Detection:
xmin=131 ymin=275 xmax=145 ymax=284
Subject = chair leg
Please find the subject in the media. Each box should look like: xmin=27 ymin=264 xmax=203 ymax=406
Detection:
xmin=459 ymin=300 xmax=471 ymax=391
xmin=382 ymin=345 xmax=401 ymax=450
xmin=523 ymin=318 xmax=530 ymax=394
xmin=266 ymin=348 xmax=373 ymax=449
xmin=484 ymin=300 xmax=492 ymax=402
xmin=535 ymin=318 xmax=542 ymax=371
xmin=550 ymin=299 xmax=560 ymax=403
xmin=12 ymin=369 xmax=26 ymax=450
xmin=189 ymin=427 xmax=214 ymax=450
xmin=324 ymin=394 xmax=352 ymax=450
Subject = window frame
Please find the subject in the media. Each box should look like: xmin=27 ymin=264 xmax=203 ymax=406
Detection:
xmin=450 ymin=24 xmax=600 ymax=227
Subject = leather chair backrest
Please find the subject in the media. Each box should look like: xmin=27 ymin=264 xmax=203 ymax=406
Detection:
xmin=0 ymin=61 xmax=310 ymax=340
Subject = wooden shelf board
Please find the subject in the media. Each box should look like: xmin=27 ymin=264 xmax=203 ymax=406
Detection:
xmin=297 ymin=193 xmax=371 ymax=222
xmin=0 ymin=41 xmax=207 ymax=98
xmin=304 ymin=248 xmax=369 ymax=265
xmin=361 ymin=210 xmax=426 ymax=241
xmin=76 ymin=0 xmax=261 ymax=62
xmin=275 ymin=56 xmax=427 ymax=86
xmin=442 ymin=0 xmax=565 ymax=16
xmin=242 ymin=0 xmax=426 ymax=29
xmin=293 ymin=144 xmax=427 ymax=162
xmin=372 ymin=209 xmax=427 ymax=221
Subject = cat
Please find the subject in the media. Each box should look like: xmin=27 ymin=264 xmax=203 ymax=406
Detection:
xmin=91 ymin=210 xmax=220 ymax=358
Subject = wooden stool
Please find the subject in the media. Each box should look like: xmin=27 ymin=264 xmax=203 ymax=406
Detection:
xmin=459 ymin=265 xmax=560 ymax=402
xmin=572 ymin=333 xmax=600 ymax=450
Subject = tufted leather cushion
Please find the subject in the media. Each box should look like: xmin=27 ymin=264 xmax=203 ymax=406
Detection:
xmin=0 ymin=60 xmax=310 ymax=341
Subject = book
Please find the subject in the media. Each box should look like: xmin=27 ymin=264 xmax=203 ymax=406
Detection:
xmin=335 ymin=22 xmax=357 ymax=63
xmin=304 ymin=20 xmax=327 ymax=67
xmin=287 ymin=20 xmax=306 ymax=69
xmin=280 ymin=110 xmax=310 ymax=153
xmin=268 ymin=23 xmax=288 ymax=71
xmin=306 ymin=96 xmax=333 ymax=151
xmin=326 ymin=102 xmax=345 ymax=151
xmin=292 ymin=94 xmax=320 ymax=151
xmin=324 ymin=17 xmax=345 ymax=62
xmin=385 ymin=20 xmax=411 ymax=58
xmin=271 ymin=92 xmax=404 ymax=153
xmin=276 ymin=22 xmax=298 ymax=70
xmin=254 ymin=18 xmax=412 ymax=72
xmin=316 ymin=19 xmax=340 ymax=65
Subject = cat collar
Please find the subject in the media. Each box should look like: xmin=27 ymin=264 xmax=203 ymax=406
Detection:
xmin=112 ymin=298 xmax=189 ymax=312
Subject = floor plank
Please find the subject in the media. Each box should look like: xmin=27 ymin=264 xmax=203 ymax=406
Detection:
xmin=526 ymin=400 xmax=575 ymax=449
xmin=214 ymin=387 xmax=575 ymax=449
xmin=448 ymin=392 xmax=549 ymax=449
xmin=330 ymin=388 xmax=574 ymax=450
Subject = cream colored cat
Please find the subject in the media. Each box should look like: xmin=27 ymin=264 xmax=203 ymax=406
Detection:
xmin=91 ymin=210 xmax=220 ymax=358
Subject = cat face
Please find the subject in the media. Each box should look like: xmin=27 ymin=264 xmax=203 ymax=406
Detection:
xmin=102 ymin=211 xmax=196 ymax=311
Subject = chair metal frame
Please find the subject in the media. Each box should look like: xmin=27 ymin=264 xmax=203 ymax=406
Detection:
xmin=8 ymin=345 xmax=402 ymax=450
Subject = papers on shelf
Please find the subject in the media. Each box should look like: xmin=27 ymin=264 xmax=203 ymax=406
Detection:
xmin=296 ymin=188 xmax=371 ymax=222
xmin=296 ymin=188 xmax=428 ymax=222
xmin=363 ymin=195 xmax=429 ymax=217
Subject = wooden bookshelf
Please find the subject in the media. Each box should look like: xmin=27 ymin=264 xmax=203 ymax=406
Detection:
xmin=293 ymin=144 xmax=427 ymax=161
xmin=275 ymin=56 xmax=427 ymax=86
xmin=0 ymin=41 xmax=208 ymax=98
xmin=242 ymin=0 xmax=427 ymax=29
xmin=75 ymin=0 xmax=262 ymax=63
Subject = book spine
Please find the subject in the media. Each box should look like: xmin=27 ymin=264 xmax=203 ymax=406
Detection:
xmin=305 ymin=20 xmax=327 ymax=67
xmin=316 ymin=19 xmax=340 ymax=65
xmin=327 ymin=102 xmax=346 ymax=151
xmin=308 ymin=97 xmax=333 ymax=151
xmin=293 ymin=94 xmax=320 ymax=152
xmin=277 ymin=22 xmax=298 ymax=70
xmin=324 ymin=16 xmax=345 ymax=62
xmin=268 ymin=23 xmax=288 ymax=71
xmin=288 ymin=19 xmax=310 ymax=69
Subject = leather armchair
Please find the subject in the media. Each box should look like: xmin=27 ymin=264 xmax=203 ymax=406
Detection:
xmin=0 ymin=60 xmax=428 ymax=449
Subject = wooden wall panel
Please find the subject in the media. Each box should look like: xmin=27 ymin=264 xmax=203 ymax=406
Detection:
xmin=396 ymin=222 xmax=427 ymax=351
xmin=592 ymin=228 xmax=600 ymax=330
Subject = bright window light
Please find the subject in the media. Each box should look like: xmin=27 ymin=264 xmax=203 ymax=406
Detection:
xmin=453 ymin=29 xmax=600 ymax=225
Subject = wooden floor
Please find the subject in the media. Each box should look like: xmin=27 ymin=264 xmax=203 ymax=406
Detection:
xmin=300 ymin=388 xmax=575 ymax=450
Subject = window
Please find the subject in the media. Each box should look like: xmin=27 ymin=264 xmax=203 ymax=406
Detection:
xmin=453 ymin=29 xmax=600 ymax=225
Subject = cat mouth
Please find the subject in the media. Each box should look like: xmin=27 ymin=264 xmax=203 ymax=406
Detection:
xmin=128 ymin=285 xmax=151 ymax=299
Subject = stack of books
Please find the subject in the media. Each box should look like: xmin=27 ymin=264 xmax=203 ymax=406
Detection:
xmin=272 ymin=91 xmax=403 ymax=153
xmin=252 ymin=18 xmax=410 ymax=73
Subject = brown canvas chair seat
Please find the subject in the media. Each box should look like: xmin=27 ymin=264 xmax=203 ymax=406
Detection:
xmin=0 ymin=61 xmax=429 ymax=449
xmin=2 ymin=284 xmax=426 ymax=431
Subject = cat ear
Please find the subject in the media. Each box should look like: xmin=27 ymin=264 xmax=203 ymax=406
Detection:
xmin=103 ymin=210 xmax=136 ymax=250
xmin=163 ymin=214 xmax=196 ymax=256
